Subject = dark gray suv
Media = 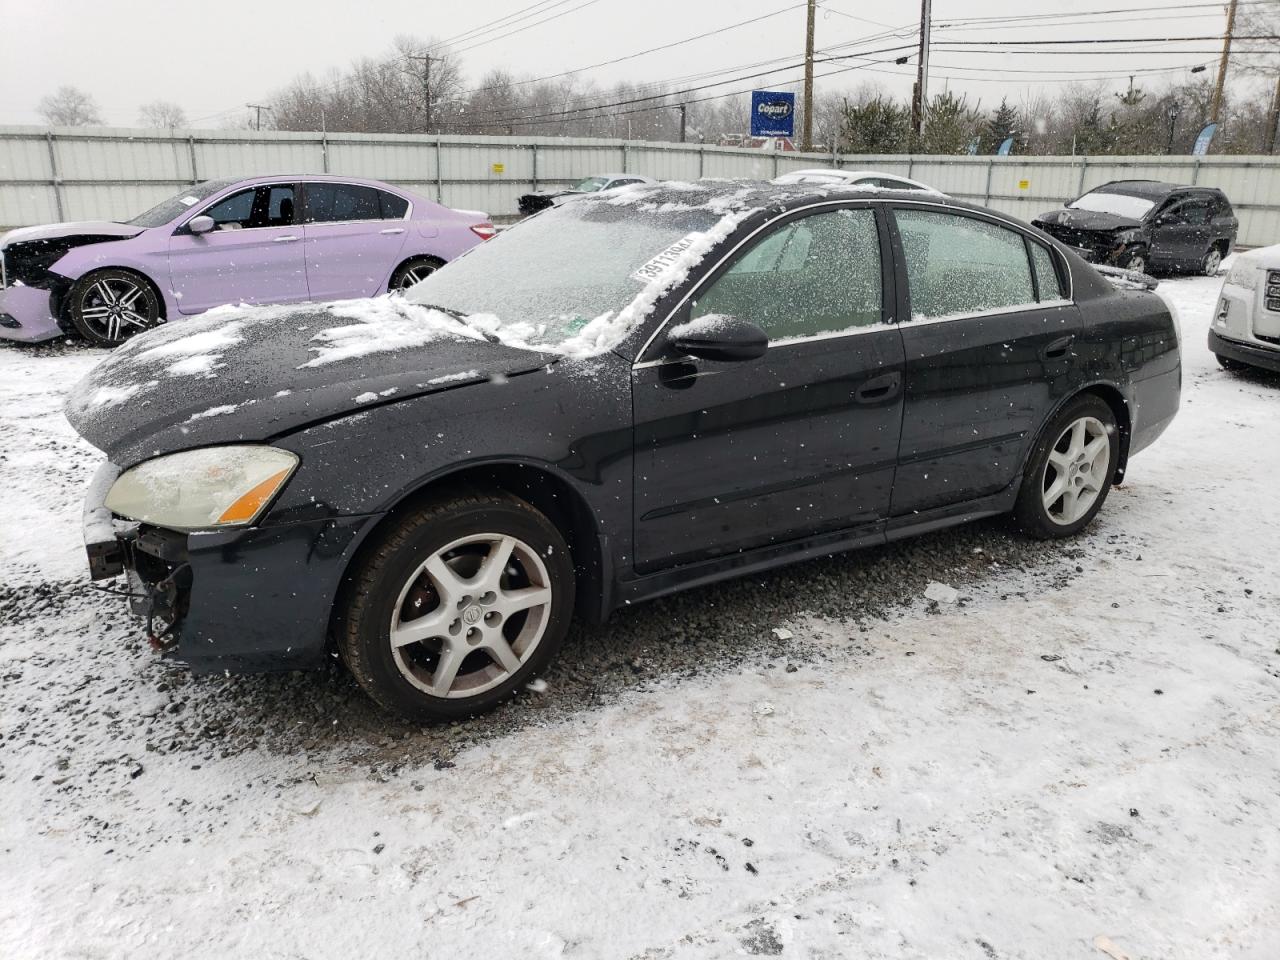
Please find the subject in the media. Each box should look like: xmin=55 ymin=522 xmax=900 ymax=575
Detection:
xmin=1033 ymin=180 xmax=1237 ymax=276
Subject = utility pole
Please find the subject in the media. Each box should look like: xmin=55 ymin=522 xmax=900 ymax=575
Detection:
xmin=911 ymin=0 xmax=932 ymax=145
xmin=802 ymin=0 xmax=816 ymax=151
xmin=1210 ymin=0 xmax=1239 ymax=123
xmin=678 ymin=104 xmax=688 ymax=143
xmin=1267 ymin=74 xmax=1280 ymax=154
xmin=408 ymin=53 xmax=443 ymax=133
xmin=246 ymin=104 xmax=272 ymax=131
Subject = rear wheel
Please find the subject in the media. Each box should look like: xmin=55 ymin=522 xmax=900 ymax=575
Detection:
xmin=1014 ymin=395 xmax=1119 ymax=539
xmin=336 ymin=491 xmax=574 ymax=721
xmin=68 ymin=269 xmax=162 ymax=346
xmin=388 ymin=256 xmax=444 ymax=293
xmin=1200 ymin=246 xmax=1223 ymax=277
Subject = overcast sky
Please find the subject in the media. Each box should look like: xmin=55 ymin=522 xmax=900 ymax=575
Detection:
xmin=0 ymin=0 xmax=1242 ymax=128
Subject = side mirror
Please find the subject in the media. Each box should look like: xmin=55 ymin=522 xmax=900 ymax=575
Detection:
xmin=188 ymin=215 xmax=215 ymax=235
xmin=667 ymin=314 xmax=768 ymax=362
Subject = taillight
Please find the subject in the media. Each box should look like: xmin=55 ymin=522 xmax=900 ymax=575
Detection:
xmin=470 ymin=222 xmax=497 ymax=240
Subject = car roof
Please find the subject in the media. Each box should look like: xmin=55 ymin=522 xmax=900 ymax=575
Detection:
xmin=1090 ymin=179 xmax=1216 ymax=200
xmin=584 ymin=177 xmax=996 ymax=224
xmin=201 ymin=173 xmax=414 ymax=192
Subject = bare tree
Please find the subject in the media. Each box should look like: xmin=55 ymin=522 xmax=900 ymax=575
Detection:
xmin=37 ymin=86 xmax=103 ymax=126
xmin=138 ymin=100 xmax=187 ymax=129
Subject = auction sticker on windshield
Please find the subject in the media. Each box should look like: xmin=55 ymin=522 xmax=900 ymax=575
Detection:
xmin=631 ymin=233 xmax=704 ymax=284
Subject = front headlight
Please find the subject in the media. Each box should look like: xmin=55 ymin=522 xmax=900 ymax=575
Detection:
xmin=1226 ymin=260 xmax=1259 ymax=290
xmin=105 ymin=445 xmax=299 ymax=532
xmin=1114 ymin=229 xmax=1143 ymax=245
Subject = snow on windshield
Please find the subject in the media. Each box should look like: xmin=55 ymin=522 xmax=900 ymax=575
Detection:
xmin=403 ymin=185 xmax=758 ymax=356
xmin=1069 ymin=191 xmax=1155 ymax=220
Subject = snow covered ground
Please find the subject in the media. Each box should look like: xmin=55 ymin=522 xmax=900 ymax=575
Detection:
xmin=2 ymin=273 xmax=1278 ymax=959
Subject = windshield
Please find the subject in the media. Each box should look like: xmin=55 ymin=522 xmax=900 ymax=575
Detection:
xmin=127 ymin=179 xmax=238 ymax=227
xmin=570 ymin=176 xmax=610 ymax=193
xmin=405 ymin=198 xmax=725 ymax=352
xmin=1069 ymin=190 xmax=1156 ymax=220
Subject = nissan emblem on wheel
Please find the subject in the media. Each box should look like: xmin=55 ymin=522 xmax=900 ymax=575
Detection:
xmin=67 ymin=179 xmax=1181 ymax=722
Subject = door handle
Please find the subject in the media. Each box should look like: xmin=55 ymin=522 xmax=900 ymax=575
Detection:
xmin=380 ymin=227 xmax=406 ymax=235
xmin=1040 ymin=335 xmax=1074 ymax=361
xmin=273 ymin=235 xmax=299 ymax=243
xmin=854 ymin=371 xmax=900 ymax=403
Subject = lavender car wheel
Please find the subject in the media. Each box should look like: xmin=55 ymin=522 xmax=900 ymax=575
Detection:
xmin=69 ymin=269 xmax=162 ymax=347
xmin=389 ymin=256 xmax=444 ymax=294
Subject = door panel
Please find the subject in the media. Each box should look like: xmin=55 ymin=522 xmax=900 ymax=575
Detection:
xmin=633 ymin=333 xmax=904 ymax=571
xmin=889 ymin=206 xmax=1080 ymax=515
xmin=630 ymin=205 xmax=903 ymax=572
xmin=168 ymin=184 xmax=307 ymax=315
xmin=300 ymin=182 xmax=410 ymax=300
xmin=1150 ymin=197 xmax=1211 ymax=267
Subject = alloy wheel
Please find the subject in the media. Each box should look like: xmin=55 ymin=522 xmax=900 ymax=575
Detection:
xmin=1041 ymin=415 xmax=1111 ymax=526
xmin=388 ymin=533 xmax=552 ymax=698
xmin=398 ymin=262 xmax=437 ymax=290
xmin=79 ymin=277 xmax=155 ymax=342
xmin=1203 ymin=248 xmax=1222 ymax=276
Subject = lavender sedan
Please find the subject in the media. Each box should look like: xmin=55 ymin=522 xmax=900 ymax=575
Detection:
xmin=0 ymin=175 xmax=494 ymax=346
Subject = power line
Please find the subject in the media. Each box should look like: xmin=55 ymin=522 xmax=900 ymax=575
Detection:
xmin=451 ymin=0 xmax=606 ymax=55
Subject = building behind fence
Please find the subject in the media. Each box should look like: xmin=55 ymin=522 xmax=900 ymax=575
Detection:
xmin=1 ymin=125 xmax=1277 ymax=247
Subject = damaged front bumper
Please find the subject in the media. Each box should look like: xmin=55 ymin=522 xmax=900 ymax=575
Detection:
xmin=0 ymin=282 xmax=64 ymax=342
xmin=82 ymin=460 xmax=378 ymax=673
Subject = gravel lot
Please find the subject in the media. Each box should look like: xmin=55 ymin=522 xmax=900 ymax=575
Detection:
xmin=2 ymin=272 xmax=1278 ymax=958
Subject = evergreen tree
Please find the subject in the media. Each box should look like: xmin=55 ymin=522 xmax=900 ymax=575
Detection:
xmin=984 ymin=98 xmax=1018 ymax=153
xmin=839 ymin=95 xmax=912 ymax=154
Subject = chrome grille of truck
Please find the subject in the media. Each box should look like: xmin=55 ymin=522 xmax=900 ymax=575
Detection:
xmin=1267 ymin=269 xmax=1280 ymax=313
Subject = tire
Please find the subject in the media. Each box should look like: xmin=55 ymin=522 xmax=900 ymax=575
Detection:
xmin=1125 ymin=248 xmax=1148 ymax=275
xmin=388 ymin=256 xmax=445 ymax=293
xmin=1200 ymin=246 xmax=1223 ymax=277
xmin=336 ymin=490 xmax=575 ymax=721
xmin=68 ymin=268 xmax=162 ymax=347
xmin=1013 ymin=394 xmax=1119 ymax=539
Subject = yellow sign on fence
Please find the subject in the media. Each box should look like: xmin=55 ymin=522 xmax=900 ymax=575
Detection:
xmin=491 ymin=162 xmax=505 ymax=176
xmin=1018 ymin=179 xmax=1030 ymax=190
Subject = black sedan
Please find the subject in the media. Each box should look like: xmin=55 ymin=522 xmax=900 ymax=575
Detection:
xmin=1033 ymin=180 xmax=1237 ymax=276
xmin=66 ymin=181 xmax=1182 ymax=721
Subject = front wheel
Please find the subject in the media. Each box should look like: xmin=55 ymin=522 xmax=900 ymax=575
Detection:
xmin=68 ymin=269 xmax=162 ymax=346
xmin=336 ymin=491 xmax=575 ymax=721
xmin=1014 ymin=395 xmax=1119 ymax=539
xmin=1125 ymin=248 xmax=1148 ymax=275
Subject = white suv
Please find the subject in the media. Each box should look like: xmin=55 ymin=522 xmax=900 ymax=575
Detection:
xmin=1210 ymin=245 xmax=1280 ymax=373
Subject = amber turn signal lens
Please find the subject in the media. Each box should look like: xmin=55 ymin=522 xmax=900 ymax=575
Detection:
xmin=216 ymin=468 xmax=292 ymax=525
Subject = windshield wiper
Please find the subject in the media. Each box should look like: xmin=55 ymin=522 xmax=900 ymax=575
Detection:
xmin=414 ymin=302 xmax=502 ymax=344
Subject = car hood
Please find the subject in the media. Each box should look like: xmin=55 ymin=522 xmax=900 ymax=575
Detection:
xmin=1 ymin=220 xmax=144 ymax=247
xmin=1233 ymin=244 xmax=1280 ymax=271
xmin=1034 ymin=208 xmax=1143 ymax=232
xmin=64 ymin=298 xmax=552 ymax=468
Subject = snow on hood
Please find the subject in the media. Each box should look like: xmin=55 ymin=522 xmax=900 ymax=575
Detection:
xmin=1034 ymin=208 xmax=1142 ymax=232
xmin=1232 ymin=243 xmax=1280 ymax=271
xmin=0 ymin=220 xmax=143 ymax=247
xmin=63 ymin=299 xmax=549 ymax=468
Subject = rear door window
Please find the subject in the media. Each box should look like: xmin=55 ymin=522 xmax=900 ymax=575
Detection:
xmin=1028 ymin=241 xmax=1067 ymax=301
xmin=894 ymin=209 xmax=1037 ymax=320
xmin=379 ymin=190 xmax=410 ymax=219
xmin=303 ymin=183 xmax=382 ymax=223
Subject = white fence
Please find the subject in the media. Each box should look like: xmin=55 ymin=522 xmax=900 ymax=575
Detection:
xmin=1 ymin=125 xmax=1278 ymax=246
